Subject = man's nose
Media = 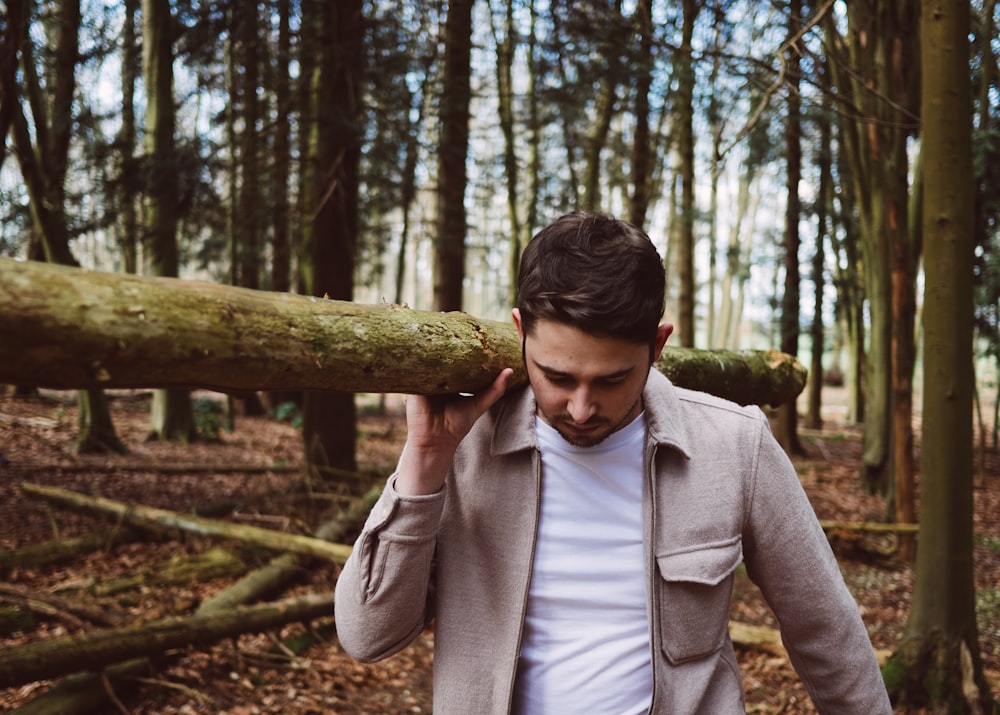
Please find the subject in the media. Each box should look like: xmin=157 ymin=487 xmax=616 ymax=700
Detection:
xmin=566 ymin=386 xmax=596 ymax=422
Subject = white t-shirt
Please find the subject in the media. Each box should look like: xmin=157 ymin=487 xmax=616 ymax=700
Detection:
xmin=511 ymin=414 xmax=653 ymax=715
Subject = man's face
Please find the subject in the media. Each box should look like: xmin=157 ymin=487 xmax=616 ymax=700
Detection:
xmin=513 ymin=310 xmax=672 ymax=447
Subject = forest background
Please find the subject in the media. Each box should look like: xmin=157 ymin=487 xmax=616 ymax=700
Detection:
xmin=0 ymin=0 xmax=998 ymax=712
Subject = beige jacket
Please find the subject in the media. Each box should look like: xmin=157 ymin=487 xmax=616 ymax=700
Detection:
xmin=335 ymin=370 xmax=892 ymax=714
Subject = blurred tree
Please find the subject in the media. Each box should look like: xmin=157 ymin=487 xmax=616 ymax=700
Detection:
xmin=884 ymin=1 xmax=994 ymax=708
xmin=776 ymin=0 xmax=803 ymax=454
xmin=433 ymin=0 xmax=473 ymax=312
xmin=115 ymin=0 xmax=139 ymax=275
xmin=825 ymin=1 xmax=920 ymax=495
xmin=9 ymin=0 xmax=125 ymax=454
xmin=143 ymin=0 xmax=195 ymax=442
xmin=675 ymin=0 xmax=702 ymax=347
xmin=300 ymin=0 xmax=364 ymax=483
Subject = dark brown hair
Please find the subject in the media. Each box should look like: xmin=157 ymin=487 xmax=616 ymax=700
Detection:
xmin=516 ymin=211 xmax=666 ymax=346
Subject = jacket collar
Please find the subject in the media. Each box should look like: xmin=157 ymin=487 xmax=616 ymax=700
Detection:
xmin=489 ymin=367 xmax=691 ymax=459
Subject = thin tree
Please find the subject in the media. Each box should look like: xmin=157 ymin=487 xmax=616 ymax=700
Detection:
xmin=776 ymin=0 xmax=803 ymax=454
xmin=491 ymin=0 xmax=525 ymax=307
xmin=675 ymin=0 xmax=702 ymax=347
xmin=143 ymin=0 xmax=195 ymax=442
xmin=433 ymin=0 xmax=474 ymax=312
xmin=115 ymin=0 xmax=140 ymax=275
xmin=806 ymin=60 xmax=832 ymax=431
xmin=271 ymin=0 xmax=292 ymax=294
xmin=884 ymin=1 xmax=994 ymax=709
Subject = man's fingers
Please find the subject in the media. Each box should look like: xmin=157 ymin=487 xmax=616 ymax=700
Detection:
xmin=476 ymin=368 xmax=514 ymax=415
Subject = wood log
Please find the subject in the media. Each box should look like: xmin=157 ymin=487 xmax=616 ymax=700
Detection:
xmin=0 ymin=525 xmax=143 ymax=575
xmin=0 ymin=257 xmax=805 ymax=406
xmin=0 ymin=591 xmax=333 ymax=688
xmin=20 ymin=482 xmax=353 ymax=563
xmin=818 ymin=519 xmax=919 ymax=534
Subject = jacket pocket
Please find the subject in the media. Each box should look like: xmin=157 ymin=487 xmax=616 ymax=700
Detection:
xmin=655 ymin=536 xmax=743 ymax=664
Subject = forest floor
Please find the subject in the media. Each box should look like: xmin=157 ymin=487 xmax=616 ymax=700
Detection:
xmin=0 ymin=386 xmax=997 ymax=715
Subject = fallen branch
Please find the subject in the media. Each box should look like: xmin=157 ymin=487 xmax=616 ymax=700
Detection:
xmin=0 ymin=583 xmax=123 ymax=629
xmin=0 ymin=258 xmax=805 ymax=406
xmin=0 ymin=525 xmax=143 ymax=575
xmin=20 ymin=482 xmax=353 ymax=564
xmin=0 ymin=591 xmax=334 ymax=688
xmin=9 ymin=487 xmax=380 ymax=715
xmin=819 ymin=520 xmax=919 ymax=534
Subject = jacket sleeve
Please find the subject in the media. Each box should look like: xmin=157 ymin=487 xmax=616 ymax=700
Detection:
xmin=334 ymin=474 xmax=443 ymax=662
xmin=741 ymin=411 xmax=892 ymax=714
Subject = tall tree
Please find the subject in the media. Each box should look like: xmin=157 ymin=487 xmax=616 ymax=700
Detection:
xmin=579 ymin=1 xmax=626 ymax=210
xmin=271 ymin=0 xmax=292 ymax=294
xmin=776 ymin=0 xmax=803 ymax=454
xmin=143 ymin=0 xmax=195 ymax=442
xmin=628 ymin=0 xmax=655 ymax=228
xmin=884 ymin=1 xmax=993 ymax=709
xmin=825 ymin=1 xmax=919 ymax=493
xmin=10 ymin=0 xmax=125 ymax=454
xmin=491 ymin=0 xmax=525 ymax=306
xmin=115 ymin=0 xmax=140 ymax=275
xmin=433 ymin=0 xmax=474 ymax=312
xmin=0 ymin=0 xmax=25 ymax=170
xmin=806 ymin=61 xmax=832 ymax=431
xmin=675 ymin=0 xmax=701 ymax=347
xmin=237 ymin=1 xmax=261 ymax=292
xmin=299 ymin=0 xmax=364 ymax=481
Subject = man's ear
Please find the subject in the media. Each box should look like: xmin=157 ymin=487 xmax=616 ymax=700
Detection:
xmin=652 ymin=323 xmax=674 ymax=362
xmin=512 ymin=308 xmax=525 ymax=342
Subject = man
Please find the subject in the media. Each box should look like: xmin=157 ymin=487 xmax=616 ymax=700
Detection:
xmin=335 ymin=211 xmax=892 ymax=714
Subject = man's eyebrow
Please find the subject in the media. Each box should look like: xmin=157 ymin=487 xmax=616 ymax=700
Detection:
xmin=532 ymin=359 xmax=636 ymax=381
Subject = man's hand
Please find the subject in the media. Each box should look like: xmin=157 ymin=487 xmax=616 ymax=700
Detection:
xmin=395 ymin=368 xmax=514 ymax=496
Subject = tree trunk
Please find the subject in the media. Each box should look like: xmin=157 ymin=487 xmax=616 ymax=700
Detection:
xmin=9 ymin=0 xmax=125 ymax=455
xmin=0 ymin=591 xmax=334 ymax=689
xmin=143 ymin=0 xmax=194 ymax=442
xmin=492 ymin=0 xmax=523 ymax=308
xmin=776 ymin=0 xmax=803 ymax=455
xmin=826 ymin=2 xmax=918 ymax=495
xmin=116 ymin=0 xmax=139 ymax=275
xmin=628 ymin=0 xmax=654 ymax=228
xmin=675 ymin=0 xmax=701 ymax=347
xmin=300 ymin=0 xmax=364 ymax=480
xmin=0 ymin=257 xmax=807 ymax=406
xmin=271 ymin=0 xmax=292 ymax=294
xmin=433 ymin=0 xmax=474 ymax=313
xmin=806 ymin=65 xmax=832 ymax=431
xmin=884 ymin=1 xmax=993 ymax=709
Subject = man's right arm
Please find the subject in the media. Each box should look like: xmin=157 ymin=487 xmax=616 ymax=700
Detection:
xmin=334 ymin=474 xmax=445 ymax=662
xmin=334 ymin=368 xmax=513 ymax=661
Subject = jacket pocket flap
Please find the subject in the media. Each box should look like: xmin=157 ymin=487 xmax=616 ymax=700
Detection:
xmin=656 ymin=537 xmax=743 ymax=586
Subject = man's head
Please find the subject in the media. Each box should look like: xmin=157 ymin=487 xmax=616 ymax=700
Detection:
xmin=513 ymin=211 xmax=672 ymax=446
xmin=515 ymin=210 xmax=667 ymax=349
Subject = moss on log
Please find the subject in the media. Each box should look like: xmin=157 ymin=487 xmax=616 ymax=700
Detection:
xmin=0 ymin=258 xmax=805 ymax=405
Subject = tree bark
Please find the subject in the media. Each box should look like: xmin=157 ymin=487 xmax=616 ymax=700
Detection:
xmin=0 ymin=591 xmax=333 ymax=689
xmin=142 ymin=0 xmax=194 ymax=442
xmin=20 ymin=482 xmax=353 ymax=564
xmin=776 ymin=0 xmax=803 ymax=455
xmin=0 ymin=258 xmax=806 ymax=406
xmin=675 ymin=0 xmax=701 ymax=347
xmin=884 ymin=1 xmax=993 ymax=709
